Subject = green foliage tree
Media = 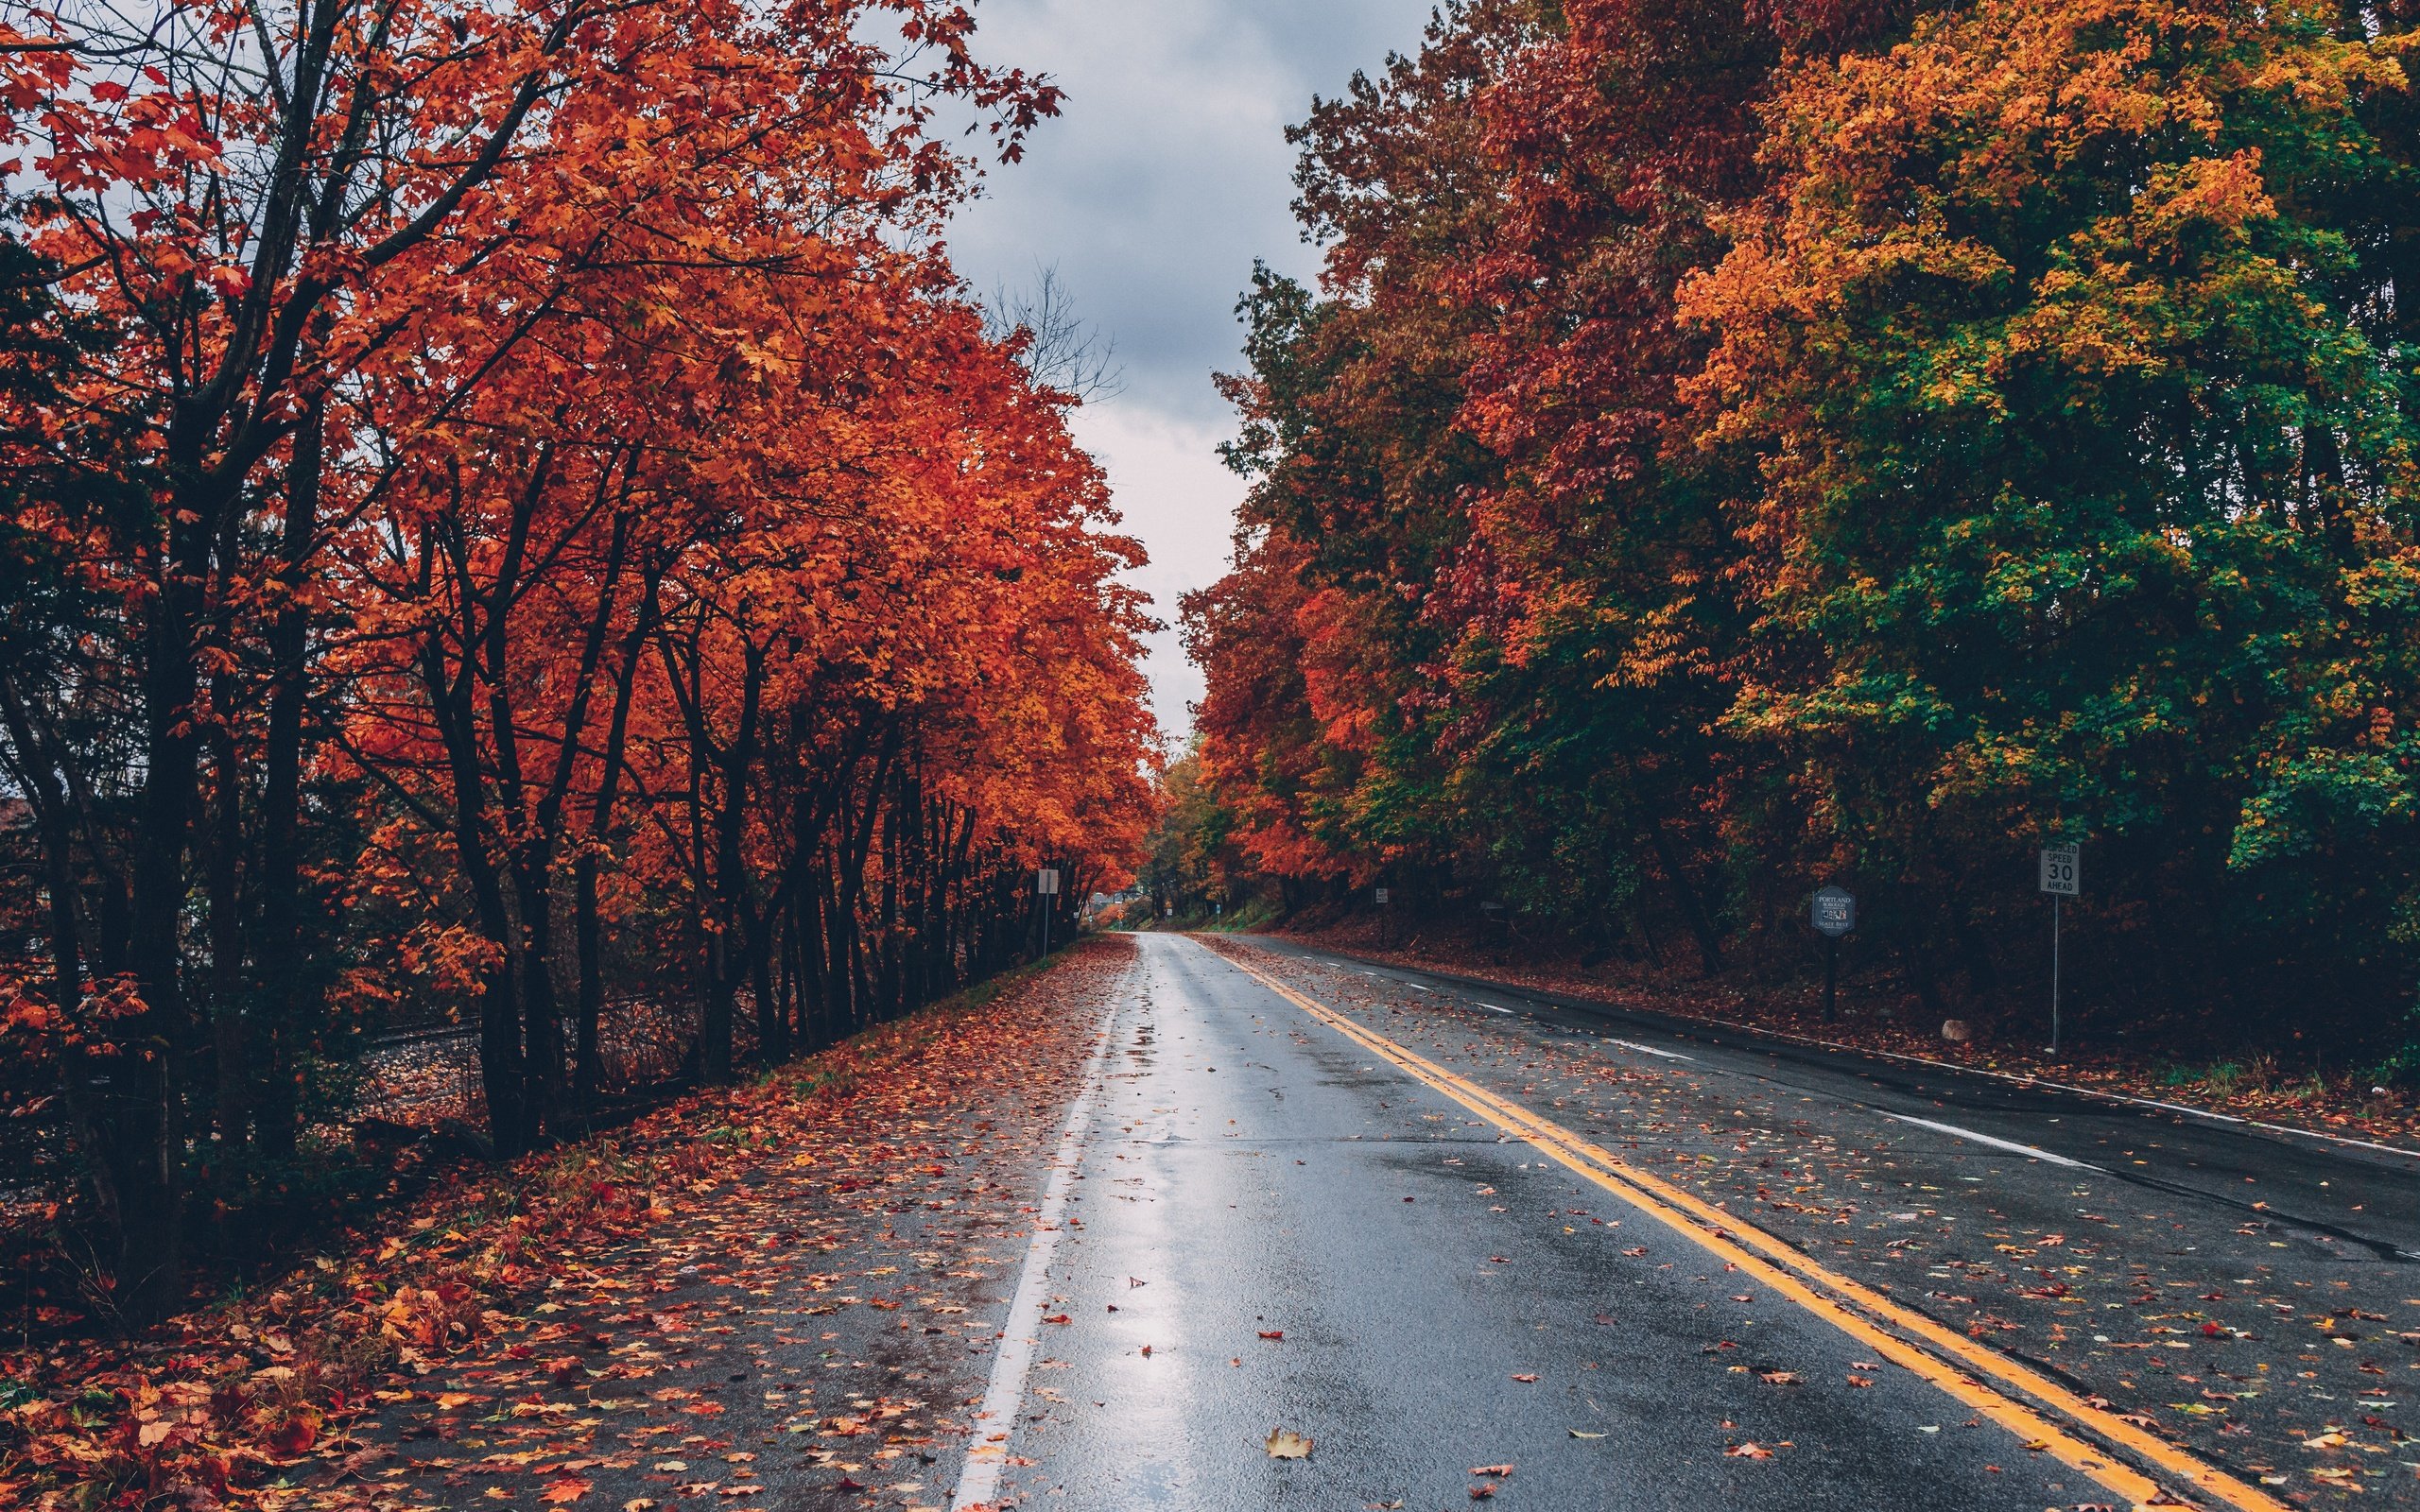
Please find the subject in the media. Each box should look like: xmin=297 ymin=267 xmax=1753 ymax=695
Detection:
xmin=1190 ymin=0 xmax=2420 ymax=1046
xmin=1684 ymin=0 xmax=2420 ymax=1022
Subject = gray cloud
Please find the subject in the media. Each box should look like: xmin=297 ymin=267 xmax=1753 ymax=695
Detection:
xmin=944 ymin=0 xmax=1435 ymax=738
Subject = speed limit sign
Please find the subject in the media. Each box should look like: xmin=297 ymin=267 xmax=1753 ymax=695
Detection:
xmin=2039 ymin=843 xmax=2079 ymax=1055
xmin=2039 ymin=846 xmax=2079 ymax=896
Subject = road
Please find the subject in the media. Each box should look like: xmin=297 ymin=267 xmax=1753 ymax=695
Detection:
xmin=953 ymin=932 xmax=2420 ymax=1509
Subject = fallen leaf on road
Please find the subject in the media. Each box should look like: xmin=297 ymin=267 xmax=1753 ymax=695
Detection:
xmin=1258 ymin=1331 xmax=1284 ymax=1340
xmin=266 ymin=1416 xmax=318 ymax=1456
xmin=1754 ymin=1369 xmax=1800 ymax=1385
xmin=622 ymin=1502 xmax=658 ymax=1512
xmin=1266 ymin=1428 xmax=1314 ymax=1459
xmin=1470 ymin=1464 xmax=1513 ymax=1476
xmin=1846 ymin=1375 xmax=1874 ymax=1388
xmin=1041 ymin=1314 xmax=1071 ymax=1325
xmin=1469 ymin=1485 xmax=1496 ymax=1501
xmin=1569 ymin=1430 xmax=1605 ymax=1439
xmin=540 ymin=1479 xmax=592 ymax=1505
xmin=1511 ymin=1373 xmax=1539 ymax=1383
xmin=1726 ymin=1443 xmax=1773 ymax=1458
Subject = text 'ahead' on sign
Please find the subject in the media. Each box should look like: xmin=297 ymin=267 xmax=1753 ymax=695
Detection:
xmin=2039 ymin=846 xmax=2079 ymax=897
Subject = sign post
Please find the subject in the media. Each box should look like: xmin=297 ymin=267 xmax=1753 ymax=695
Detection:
xmin=1036 ymin=867 xmax=1061 ymax=955
xmin=1810 ymin=885 xmax=1855 ymax=1022
xmin=2038 ymin=845 xmax=2079 ymax=1053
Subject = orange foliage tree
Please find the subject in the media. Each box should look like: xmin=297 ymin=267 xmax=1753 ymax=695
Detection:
xmin=1188 ymin=0 xmax=2420 ymax=1049
xmin=0 ymin=0 xmax=1150 ymax=1324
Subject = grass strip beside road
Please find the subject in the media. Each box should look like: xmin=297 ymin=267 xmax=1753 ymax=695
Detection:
xmin=1222 ymin=950 xmax=2289 ymax=1512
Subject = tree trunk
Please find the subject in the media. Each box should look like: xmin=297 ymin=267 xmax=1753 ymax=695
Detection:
xmin=252 ymin=392 xmax=323 ymax=1160
xmin=1644 ymin=823 xmax=1724 ymax=976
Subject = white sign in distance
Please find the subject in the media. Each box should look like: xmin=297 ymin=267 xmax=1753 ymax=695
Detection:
xmin=1811 ymin=885 xmax=1856 ymax=938
xmin=1374 ymin=887 xmax=1390 ymax=904
xmin=2039 ymin=846 xmax=2080 ymax=896
xmin=1036 ymin=868 xmax=1061 ymax=896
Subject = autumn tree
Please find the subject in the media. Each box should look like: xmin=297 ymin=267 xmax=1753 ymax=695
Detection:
xmin=0 ymin=0 xmax=1153 ymax=1328
xmin=1193 ymin=0 xmax=2420 ymax=1040
xmin=1681 ymin=0 xmax=2420 ymax=1021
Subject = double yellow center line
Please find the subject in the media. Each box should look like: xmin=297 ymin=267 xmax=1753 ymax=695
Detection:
xmin=1222 ymin=952 xmax=2286 ymax=1512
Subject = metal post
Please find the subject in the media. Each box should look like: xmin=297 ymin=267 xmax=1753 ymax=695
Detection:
xmin=2049 ymin=894 xmax=2061 ymax=1056
xmin=1823 ymin=936 xmax=1839 ymax=1023
xmin=1043 ymin=893 xmax=1052 ymax=957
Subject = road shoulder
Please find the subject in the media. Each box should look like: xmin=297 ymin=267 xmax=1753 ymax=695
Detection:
xmin=4 ymin=939 xmax=1132 ymax=1512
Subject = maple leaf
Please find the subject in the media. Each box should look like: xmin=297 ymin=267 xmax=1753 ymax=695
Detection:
xmin=1265 ymin=1428 xmax=1313 ymax=1459
xmin=541 ymin=1478 xmax=593 ymax=1504
xmin=264 ymin=1415 xmax=318 ymax=1457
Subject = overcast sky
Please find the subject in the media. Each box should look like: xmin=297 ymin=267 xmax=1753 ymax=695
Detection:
xmin=942 ymin=0 xmax=1436 ymax=745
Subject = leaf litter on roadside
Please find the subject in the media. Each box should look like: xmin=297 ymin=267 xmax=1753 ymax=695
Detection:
xmin=2 ymin=940 xmax=1137 ymax=1512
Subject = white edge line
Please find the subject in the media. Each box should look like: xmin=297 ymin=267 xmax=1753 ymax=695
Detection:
xmin=1837 ymin=1042 xmax=2420 ymax=1160
xmin=1450 ymin=991 xmax=1690 ymax=1060
xmin=1884 ymin=1112 xmax=2100 ymax=1170
xmin=950 ymin=986 xmax=1121 ymax=1509
xmin=1275 ymin=945 xmax=2420 ymax=1164
xmin=1605 ymin=1037 xmax=1694 ymax=1063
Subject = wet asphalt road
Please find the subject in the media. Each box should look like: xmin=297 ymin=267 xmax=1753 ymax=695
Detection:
xmin=971 ymin=934 xmax=2140 ymax=1509
xmin=1203 ymin=935 xmax=2420 ymax=1503
xmin=1237 ymin=935 xmax=2420 ymax=1261
xmin=331 ymin=932 xmax=2420 ymax=1511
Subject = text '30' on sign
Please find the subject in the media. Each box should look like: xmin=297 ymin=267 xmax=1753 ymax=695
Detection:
xmin=2039 ymin=846 xmax=2080 ymax=896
